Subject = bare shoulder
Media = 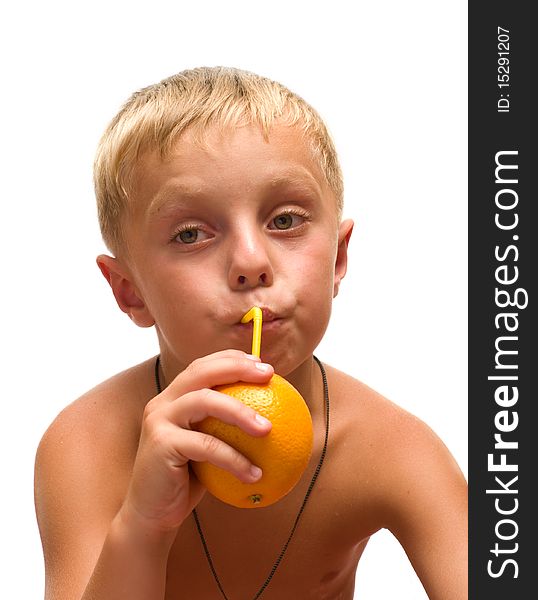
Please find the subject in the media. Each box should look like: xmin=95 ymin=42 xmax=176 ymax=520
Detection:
xmin=326 ymin=363 xmax=464 ymax=456
xmin=34 ymin=358 xmax=156 ymax=592
xmin=323 ymin=363 xmax=467 ymax=519
xmin=323 ymin=363 xmax=468 ymax=598
xmin=36 ymin=357 xmax=155 ymax=469
xmin=323 ymin=363 xmax=441 ymax=456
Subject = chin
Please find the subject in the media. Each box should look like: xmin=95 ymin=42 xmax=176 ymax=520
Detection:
xmin=260 ymin=347 xmax=310 ymax=378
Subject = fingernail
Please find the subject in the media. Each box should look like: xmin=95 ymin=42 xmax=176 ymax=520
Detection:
xmin=250 ymin=465 xmax=262 ymax=481
xmin=255 ymin=413 xmax=271 ymax=428
xmin=254 ymin=362 xmax=271 ymax=372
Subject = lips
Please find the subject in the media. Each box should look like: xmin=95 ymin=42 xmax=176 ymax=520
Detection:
xmin=233 ymin=307 xmax=280 ymax=325
xmin=259 ymin=307 xmax=277 ymax=322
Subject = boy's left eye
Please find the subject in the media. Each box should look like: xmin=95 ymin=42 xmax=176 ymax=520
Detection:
xmin=269 ymin=212 xmax=304 ymax=230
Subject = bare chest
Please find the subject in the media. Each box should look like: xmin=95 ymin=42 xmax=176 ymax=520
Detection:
xmin=164 ymin=475 xmax=372 ymax=600
xmin=161 ymin=376 xmax=384 ymax=599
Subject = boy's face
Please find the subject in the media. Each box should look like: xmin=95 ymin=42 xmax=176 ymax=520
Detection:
xmin=101 ymin=123 xmax=352 ymax=376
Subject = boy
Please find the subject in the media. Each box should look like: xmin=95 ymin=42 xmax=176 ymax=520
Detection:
xmin=34 ymin=67 xmax=467 ymax=599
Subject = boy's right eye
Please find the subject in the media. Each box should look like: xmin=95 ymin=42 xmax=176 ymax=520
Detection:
xmin=172 ymin=225 xmax=212 ymax=245
xmin=178 ymin=228 xmax=199 ymax=243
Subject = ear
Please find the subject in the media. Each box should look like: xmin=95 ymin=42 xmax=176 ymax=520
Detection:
xmin=333 ymin=219 xmax=354 ymax=298
xmin=96 ymin=254 xmax=155 ymax=328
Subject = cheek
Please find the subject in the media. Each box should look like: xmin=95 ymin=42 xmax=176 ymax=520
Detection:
xmin=291 ymin=236 xmax=336 ymax=295
xmin=136 ymin=265 xmax=207 ymax=332
xmin=287 ymin=237 xmax=337 ymax=342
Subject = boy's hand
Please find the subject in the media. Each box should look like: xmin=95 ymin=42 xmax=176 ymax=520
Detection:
xmin=119 ymin=350 xmax=273 ymax=539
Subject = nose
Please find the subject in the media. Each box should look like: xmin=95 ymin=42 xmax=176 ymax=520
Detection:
xmin=227 ymin=226 xmax=274 ymax=290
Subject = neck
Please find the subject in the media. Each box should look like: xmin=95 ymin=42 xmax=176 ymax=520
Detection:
xmin=282 ymin=355 xmax=318 ymax=407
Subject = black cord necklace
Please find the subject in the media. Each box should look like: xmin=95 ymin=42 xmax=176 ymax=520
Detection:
xmin=154 ymin=355 xmax=330 ymax=600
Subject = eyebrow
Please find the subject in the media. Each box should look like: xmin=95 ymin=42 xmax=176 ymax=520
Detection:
xmin=265 ymin=170 xmax=323 ymax=196
xmin=147 ymin=181 xmax=206 ymax=218
xmin=147 ymin=167 xmax=324 ymax=218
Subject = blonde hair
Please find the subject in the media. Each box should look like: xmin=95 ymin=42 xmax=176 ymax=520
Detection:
xmin=94 ymin=66 xmax=344 ymax=253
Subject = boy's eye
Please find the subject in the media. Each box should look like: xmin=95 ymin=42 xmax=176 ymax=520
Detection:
xmin=269 ymin=212 xmax=305 ymax=230
xmin=173 ymin=226 xmax=211 ymax=244
xmin=178 ymin=228 xmax=199 ymax=243
xmin=273 ymin=214 xmax=293 ymax=230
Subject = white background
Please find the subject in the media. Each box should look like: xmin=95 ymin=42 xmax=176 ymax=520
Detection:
xmin=0 ymin=1 xmax=467 ymax=598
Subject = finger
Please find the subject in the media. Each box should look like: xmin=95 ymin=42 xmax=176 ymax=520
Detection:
xmin=162 ymin=353 xmax=274 ymax=401
xmin=174 ymin=427 xmax=263 ymax=484
xmin=166 ymin=388 xmax=272 ymax=435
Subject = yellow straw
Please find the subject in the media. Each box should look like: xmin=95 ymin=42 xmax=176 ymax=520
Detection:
xmin=241 ymin=306 xmax=263 ymax=358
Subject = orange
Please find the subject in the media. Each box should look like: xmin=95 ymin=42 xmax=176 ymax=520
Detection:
xmin=192 ymin=374 xmax=313 ymax=508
